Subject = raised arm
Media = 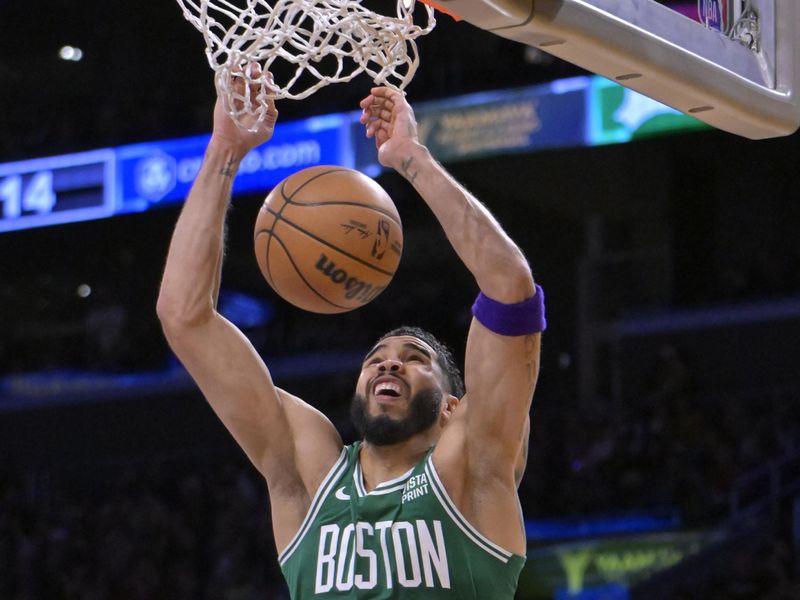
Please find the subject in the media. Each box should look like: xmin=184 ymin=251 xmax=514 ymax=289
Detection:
xmin=360 ymin=87 xmax=542 ymax=550
xmin=157 ymin=70 xmax=342 ymax=549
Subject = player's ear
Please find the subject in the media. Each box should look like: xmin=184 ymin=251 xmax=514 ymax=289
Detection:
xmin=441 ymin=394 xmax=459 ymax=419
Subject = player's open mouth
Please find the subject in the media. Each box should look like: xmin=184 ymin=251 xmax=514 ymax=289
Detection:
xmin=372 ymin=377 xmax=405 ymax=398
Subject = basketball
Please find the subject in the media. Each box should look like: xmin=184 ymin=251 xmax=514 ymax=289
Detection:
xmin=254 ymin=166 xmax=403 ymax=314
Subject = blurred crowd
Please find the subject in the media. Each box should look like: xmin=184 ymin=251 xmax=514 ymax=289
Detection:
xmin=1 ymin=460 xmax=286 ymax=600
xmin=705 ymin=247 xmax=800 ymax=306
xmin=667 ymin=538 xmax=800 ymax=600
xmin=523 ymin=345 xmax=800 ymax=524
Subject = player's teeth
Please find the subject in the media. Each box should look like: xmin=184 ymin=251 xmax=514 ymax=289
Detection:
xmin=376 ymin=382 xmax=400 ymax=394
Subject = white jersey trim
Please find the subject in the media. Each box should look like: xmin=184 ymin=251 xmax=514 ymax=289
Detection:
xmin=425 ymin=456 xmax=516 ymax=564
xmin=278 ymin=447 xmax=348 ymax=566
xmin=354 ymin=459 xmax=414 ymax=497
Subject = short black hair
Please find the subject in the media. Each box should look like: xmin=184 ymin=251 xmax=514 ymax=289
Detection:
xmin=377 ymin=326 xmax=465 ymax=398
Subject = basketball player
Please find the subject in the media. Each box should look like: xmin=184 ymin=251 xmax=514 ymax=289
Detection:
xmin=157 ymin=70 xmax=545 ymax=598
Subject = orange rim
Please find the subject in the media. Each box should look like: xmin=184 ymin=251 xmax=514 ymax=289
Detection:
xmin=417 ymin=0 xmax=462 ymax=20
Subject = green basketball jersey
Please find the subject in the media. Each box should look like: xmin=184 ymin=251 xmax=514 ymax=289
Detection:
xmin=279 ymin=442 xmax=525 ymax=598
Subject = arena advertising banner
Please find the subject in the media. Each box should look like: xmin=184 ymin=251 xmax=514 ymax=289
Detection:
xmin=114 ymin=113 xmax=352 ymax=213
xmin=588 ymin=76 xmax=710 ymax=145
xmin=0 ymin=76 xmax=708 ymax=234
xmin=411 ymin=77 xmax=589 ymax=163
xmin=517 ymin=529 xmax=724 ymax=599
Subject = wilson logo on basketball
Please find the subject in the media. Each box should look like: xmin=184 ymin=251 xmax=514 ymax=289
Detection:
xmin=315 ymin=254 xmax=386 ymax=303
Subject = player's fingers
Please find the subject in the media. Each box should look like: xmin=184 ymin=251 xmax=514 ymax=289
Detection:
xmin=359 ymin=102 xmax=377 ymax=123
xmin=264 ymin=97 xmax=278 ymax=124
xmin=362 ymin=101 xmax=394 ymax=125
xmin=375 ymin=120 xmax=392 ymax=139
xmin=361 ymin=98 xmax=390 ymax=118
xmin=229 ymin=71 xmax=246 ymax=97
xmin=363 ymin=101 xmax=392 ymax=121
xmin=359 ymin=95 xmax=374 ymax=110
xmin=370 ymin=86 xmax=402 ymax=102
xmin=375 ymin=128 xmax=389 ymax=147
xmin=372 ymin=92 xmax=401 ymax=112
xmin=263 ymin=72 xmax=278 ymax=105
xmin=247 ymin=61 xmax=261 ymax=79
xmin=368 ymin=117 xmax=389 ymax=137
xmin=248 ymin=63 xmax=263 ymax=93
xmin=372 ymin=95 xmax=395 ymax=110
xmin=366 ymin=120 xmax=380 ymax=137
xmin=361 ymin=113 xmax=378 ymax=127
xmin=366 ymin=89 xmax=396 ymax=107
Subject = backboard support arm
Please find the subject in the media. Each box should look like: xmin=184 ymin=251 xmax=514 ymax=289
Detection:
xmin=440 ymin=0 xmax=799 ymax=139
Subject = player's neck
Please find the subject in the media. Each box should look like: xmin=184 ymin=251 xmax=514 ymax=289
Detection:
xmin=359 ymin=435 xmax=434 ymax=492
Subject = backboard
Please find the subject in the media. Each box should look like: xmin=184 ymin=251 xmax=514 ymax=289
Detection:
xmin=437 ymin=0 xmax=799 ymax=139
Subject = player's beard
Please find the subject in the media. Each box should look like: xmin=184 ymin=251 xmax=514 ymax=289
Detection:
xmin=350 ymin=387 xmax=443 ymax=446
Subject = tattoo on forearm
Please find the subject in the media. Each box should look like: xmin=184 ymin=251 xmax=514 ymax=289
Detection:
xmin=220 ymin=159 xmax=237 ymax=178
xmin=401 ymin=157 xmax=418 ymax=184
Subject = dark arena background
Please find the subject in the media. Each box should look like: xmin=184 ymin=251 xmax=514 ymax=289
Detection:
xmin=2 ymin=1 xmax=800 ymax=598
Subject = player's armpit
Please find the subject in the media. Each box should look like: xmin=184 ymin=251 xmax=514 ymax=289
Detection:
xmin=431 ymin=320 xmax=538 ymax=557
xmin=515 ymin=416 xmax=531 ymax=488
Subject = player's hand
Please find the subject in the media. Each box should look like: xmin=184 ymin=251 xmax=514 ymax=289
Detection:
xmin=359 ymin=87 xmax=421 ymax=172
xmin=211 ymin=63 xmax=278 ymax=160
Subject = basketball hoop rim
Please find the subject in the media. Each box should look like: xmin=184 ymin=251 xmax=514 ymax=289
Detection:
xmin=418 ymin=0 xmax=462 ymax=20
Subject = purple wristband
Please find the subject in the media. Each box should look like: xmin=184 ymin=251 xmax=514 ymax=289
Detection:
xmin=471 ymin=284 xmax=547 ymax=336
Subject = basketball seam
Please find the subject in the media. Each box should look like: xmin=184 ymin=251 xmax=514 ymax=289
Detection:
xmin=261 ymin=168 xmax=343 ymax=288
xmin=259 ymin=215 xmax=277 ymax=289
xmin=266 ymin=207 xmax=397 ymax=278
xmin=262 ymin=175 xmax=297 ymax=293
xmin=283 ymin=199 xmax=401 ymax=228
xmin=255 ymin=229 xmax=353 ymax=311
xmin=283 ymin=167 xmax=349 ymax=202
xmin=281 ymin=166 xmax=402 ymax=228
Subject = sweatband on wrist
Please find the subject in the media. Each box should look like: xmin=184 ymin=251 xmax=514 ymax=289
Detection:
xmin=471 ymin=284 xmax=547 ymax=336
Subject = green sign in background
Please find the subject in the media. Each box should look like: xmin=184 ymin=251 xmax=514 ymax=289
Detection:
xmin=518 ymin=529 xmax=723 ymax=599
xmin=589 ymin=76 xmax=711 ymax=146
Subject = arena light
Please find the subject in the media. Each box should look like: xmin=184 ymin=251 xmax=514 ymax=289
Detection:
xmin=58 ymin=46 xmax=83 ymax=62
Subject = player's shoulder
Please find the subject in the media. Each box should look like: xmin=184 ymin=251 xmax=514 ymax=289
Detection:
xmin=266 ymin=388 xmax=345 ymax=507
xmin=277 ymin=388 xmax=343 ymax=447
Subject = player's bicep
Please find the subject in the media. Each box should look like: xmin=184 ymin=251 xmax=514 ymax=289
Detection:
xmin=463 ymin=316 xmax=540 ymax=455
